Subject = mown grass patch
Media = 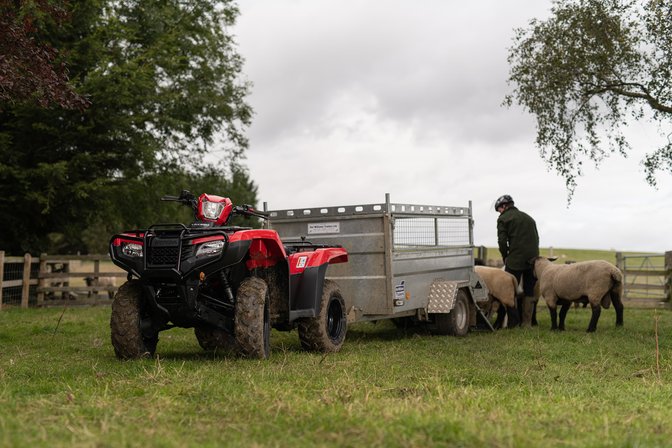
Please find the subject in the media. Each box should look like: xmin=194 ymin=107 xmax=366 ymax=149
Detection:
xmin=0 ymin=305 xmax=671 ymax=447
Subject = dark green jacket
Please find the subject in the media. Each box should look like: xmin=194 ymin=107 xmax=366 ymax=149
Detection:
xmin=497 ymin=206 xmax=539 ymax=270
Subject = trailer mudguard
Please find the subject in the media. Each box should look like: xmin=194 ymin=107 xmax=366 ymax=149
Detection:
xmin=287 ymin=248 xmax=348 ymax=320
xmin=426 ymin=280 xmax=466 ymax=314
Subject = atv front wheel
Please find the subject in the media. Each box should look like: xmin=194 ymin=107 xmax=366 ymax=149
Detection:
xmin=298 ymin=279 xmax=347 ymax=352
xmin=234 ymin=277 xmax=271 ymax=359
xmin=110 ymin=280 xmax=158 ymax=359
xmin=195 ymin=326 xmax=237 ymax=352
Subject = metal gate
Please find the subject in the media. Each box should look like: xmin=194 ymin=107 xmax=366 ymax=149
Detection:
xmin=616 ymin=252 xmax=670 ymax=308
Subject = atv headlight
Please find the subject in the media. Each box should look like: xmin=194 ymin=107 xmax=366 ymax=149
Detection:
xmin=122 ymin=242 xmax=143 ymax=258
xmin=202 ymin=200 xmax=225 ymax=220
xmin=196 ymin=240 xmax=224 ymax=257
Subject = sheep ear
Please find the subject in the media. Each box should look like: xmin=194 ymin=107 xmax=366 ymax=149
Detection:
xmin=547 ymin=256 xmax=558 ymax=262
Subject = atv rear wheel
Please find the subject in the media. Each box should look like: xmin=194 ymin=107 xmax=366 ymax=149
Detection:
xmin=433 ymin=289 xmax=470 ymax=336
xmin=194 ymin=326 xmax=237 ymax=353
xmin=110 ymin=280 xmax=158 ymax=359
xmin=298 ymin=280 xmax=347 ymax=352
xmin=234 ymin=277 xmax=271 ymax=359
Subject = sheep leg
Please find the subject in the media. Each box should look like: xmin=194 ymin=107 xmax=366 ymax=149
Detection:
xmin=506 ymin=306 xmax=519 ymax=328
xmin=558 ymin=300 xmax=571 ymax=331
xmin=531 ymin=300 xmax=538 ymax=327
xmin=548 ymin=305 xmax=559 ymax=331
xmin=612 ymin=292 xmax=624 ymax=327
xmin=493 ymin=304 xmax=506 ymax=329
xmin=586 ymin=304 xmax=601 ymax=332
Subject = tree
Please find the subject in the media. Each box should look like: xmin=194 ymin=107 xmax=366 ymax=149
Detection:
xmin=0 ymin=0 xmax=254 ymax=254
xmin=505 ymin=0 xmax=672 ymax=198
xmin=0 ymin=0 xmax=88 ymax=109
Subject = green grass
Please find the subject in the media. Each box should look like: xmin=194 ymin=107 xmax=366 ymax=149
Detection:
xmin=1 ymin=306 xmax=671 ymax=447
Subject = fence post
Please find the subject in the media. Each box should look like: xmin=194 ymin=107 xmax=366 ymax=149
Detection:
xmin=615 ymin=252 xmax=624 ymax=270
xmin=21 ymin=253 xmax=32 ymax=308
xmin=665 ymin=251 xmax=672 ymax=303
xmin=0 ymin=251 xmax=4 ymax=311
xmin=37 ymin=253 xmax=47 ymax=307
xmin=93 ymin=257 xmax=100 ymax=298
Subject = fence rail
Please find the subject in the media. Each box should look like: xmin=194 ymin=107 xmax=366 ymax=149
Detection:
xmin=0 ymin=251 xmax=124 ymax=309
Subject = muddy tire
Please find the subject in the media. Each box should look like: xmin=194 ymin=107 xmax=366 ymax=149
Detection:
xmin=234 ymin=277 xmax=271 ymax=359
xmin=194 ymin=326 xmax=237 ymax=352
xmin=298 ymin=280 xmax=347 ymax=352
xmin=110 ymin=280 xmax=157 ymax=359
xmin=434 ymin=289 xmax=470 ymax=336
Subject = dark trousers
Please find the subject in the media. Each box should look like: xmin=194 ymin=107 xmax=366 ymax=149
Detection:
xmin=505 ymin=266 xmax=537 ymax=325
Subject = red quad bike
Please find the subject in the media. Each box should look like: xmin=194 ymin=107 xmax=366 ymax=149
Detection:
xmin=108 ymin=190 xmax=349 ymax=359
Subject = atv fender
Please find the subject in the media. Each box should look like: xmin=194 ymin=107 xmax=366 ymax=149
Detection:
xmin=229 ymin=229 xmax=288 ymax=270
xmin=288 ymin=248 xmax=348 ymax=321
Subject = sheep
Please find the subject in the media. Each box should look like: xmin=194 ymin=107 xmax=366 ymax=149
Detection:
xmin=85 ymin=276 xmax=117 ymax=299
xmin=532 ymin=257 xmax=624 ymax=332
xmin=474 ymin=266 xmax=520 ymax=329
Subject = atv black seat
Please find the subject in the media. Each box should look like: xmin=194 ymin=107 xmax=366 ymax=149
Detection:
xmin=282 ymin=241 xmax=342 ymax=255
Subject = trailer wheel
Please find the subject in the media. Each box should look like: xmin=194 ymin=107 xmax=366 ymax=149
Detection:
xmin=298 ymin=280 xmax=347 ymax=352
xmin=110 ymin=280 xmax=158 ymax=359
xmin=434 ymin=289 xmax=470 ymax=336
xmin=235 ymin=277 xmax=271 ymax=359
xmin=194 ymin=326 xmax=237 ymax=352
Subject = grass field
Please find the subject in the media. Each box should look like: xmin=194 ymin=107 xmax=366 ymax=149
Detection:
xmin=1 ymin=305 xmax=671 ymax=447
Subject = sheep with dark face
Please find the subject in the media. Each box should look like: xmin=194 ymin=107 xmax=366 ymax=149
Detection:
xmin=474 ymin=266 xmax=520 ymax=329
xmin=532 ymin=257 xmax=624 ymax=332
xmin=85 ymin=276 xmax=117 ymax=299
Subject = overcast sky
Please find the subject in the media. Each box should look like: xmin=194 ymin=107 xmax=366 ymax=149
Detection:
xmin=232 ymin=0 xmax=672 ymax=253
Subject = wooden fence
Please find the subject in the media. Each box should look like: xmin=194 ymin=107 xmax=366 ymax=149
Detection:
xmin=0 ymin=252 xmax=126 ymax=309
xmin=1 ymin=250 xmax=671 ymax=309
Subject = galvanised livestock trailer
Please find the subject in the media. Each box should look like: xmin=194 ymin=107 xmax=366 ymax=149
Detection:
xmin=266 ymin=194 xmax=491 ymax=336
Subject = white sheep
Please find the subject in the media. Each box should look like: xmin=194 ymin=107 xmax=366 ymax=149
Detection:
xmin=474 ymin=266 xmax=520 ymax=329
xmin=532 ymin=257 xmax=624 ymax=332
xmin=85 ymin=276 xmax=118 ymax=299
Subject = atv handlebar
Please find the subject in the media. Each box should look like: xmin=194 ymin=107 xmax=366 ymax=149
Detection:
xmin=161 ymin=190 xmax=268 ymax=221
xmin=161 ymin=190 xmax=197 ymax=207
xmin=234 ymin=204 xmax=269 ymax=220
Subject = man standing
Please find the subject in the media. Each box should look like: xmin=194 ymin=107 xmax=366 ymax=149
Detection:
xmin=495 ymin=195 xmax=540 ymax=327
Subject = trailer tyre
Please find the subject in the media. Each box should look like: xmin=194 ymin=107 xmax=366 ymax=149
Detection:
xmin=110 ymin=280 xmax=158 ymax=359
xmin=235 ymin=277 xmax=271 ymax=359
xmin=195 ymin=326 xmax=237 ymax=353
xmin=298 ymin=280 xmax=347 ymax=352
xmin=434 ymin=289 xmax=470 ymax=336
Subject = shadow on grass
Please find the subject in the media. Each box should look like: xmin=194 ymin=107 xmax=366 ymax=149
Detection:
xmin=346 ymin=320 xmax=433 ymax=342
xmin=138 ymin=318 xmax=505 ymax=361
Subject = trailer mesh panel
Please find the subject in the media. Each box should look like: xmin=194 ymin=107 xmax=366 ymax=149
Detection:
xmin=393 ymin=217 xmax=469 ymax=248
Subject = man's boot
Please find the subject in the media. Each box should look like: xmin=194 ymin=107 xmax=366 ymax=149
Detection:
xmin=521 ymin=296 xmax=536 ymax=328
xmin=516 ymin=295 xmax=525 ymax=325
